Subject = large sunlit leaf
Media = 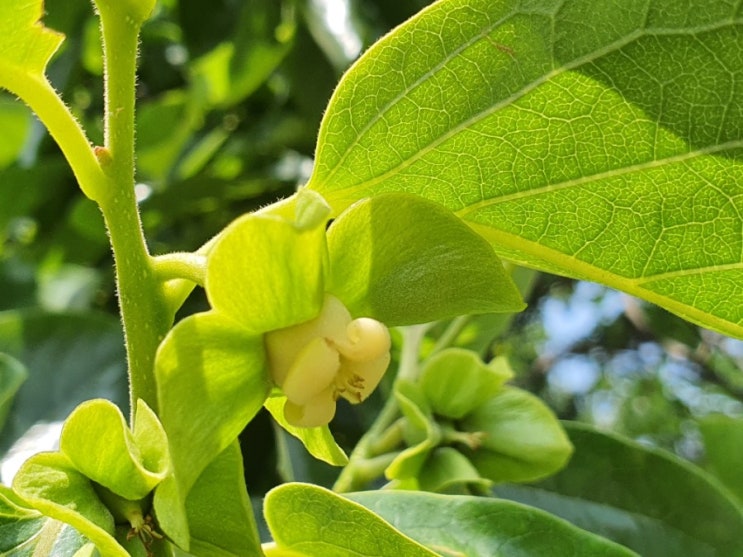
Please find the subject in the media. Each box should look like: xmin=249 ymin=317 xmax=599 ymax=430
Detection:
xmin=497 ymin=422 xmax=743 ymax=556
xmin=264 ymin=483 xmax=436 ymax=556
xmin=326 ymin=193 xmax=524 ymax=326
xmin=349 ymin=490 xmax=637 ymax=556
xmin=307 ymin=0 xmax=743 ymax=338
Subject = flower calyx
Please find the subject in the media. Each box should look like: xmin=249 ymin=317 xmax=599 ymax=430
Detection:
xmin=265 ymin=295 xmax=391 ymax=428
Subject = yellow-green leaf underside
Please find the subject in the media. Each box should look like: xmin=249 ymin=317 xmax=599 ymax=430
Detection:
xmin=307 ymin=0 xmax=743 ymax=338
xmin=0 ymin=0 xmax=63 ymax=86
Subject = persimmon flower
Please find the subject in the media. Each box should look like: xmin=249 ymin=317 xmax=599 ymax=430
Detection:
xmin=265 ymin=295 xmax=391 ymax=427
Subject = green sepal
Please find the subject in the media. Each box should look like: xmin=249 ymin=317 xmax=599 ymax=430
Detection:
xmin=12 ymin=452 xmax=128 ymax=556
xmin=60 ymin=398 xmax=169 ymax=501
xmin=264 ymin=483 xmax=436 ymax=556
xmin=461 ymin=386 xmax=573 ymax=484
xmin=154 ymin=311 xmax=270 ymax=547
xmin=206 ymin=212 xmax=327 ymax=334
xmin=420 ymin=349 xmax=513 ymax=419
xmin=184 ymin=441 xmax=264 ymax=556
xmin=385 ymin=381 xmax=441 ymax=481
xmin=326 ymin=193 xmax=524 ymax=326
xmin=417 ymin=447 xmax=491 ymax=494
xmin=156 ymin=311 xmax=270 ymax=493
xmin=264 ymin=394 xmax=348 ymax=466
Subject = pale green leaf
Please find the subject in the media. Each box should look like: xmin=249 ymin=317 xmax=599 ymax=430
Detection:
xmin=264 ymin=483 xmax=436 ymax=556
xmin=349 ymin=490 xmax=638 ymax=556
xmin=12 ymin=452 xmax=127 ymax=556
xmin=308 ymin=0 xmax=743 ymax=338
xmin=326 ymin=193 xmax=524 ymax=326
xmin=59 ymin=399 xmax=168 ymax=501
xmin=264 ymin=395 xmax=348 ymax=466
xmin=498 ymin=422 xmax=743 ymax=556
xmin=0 ymin=0 xmax=63 ymax=87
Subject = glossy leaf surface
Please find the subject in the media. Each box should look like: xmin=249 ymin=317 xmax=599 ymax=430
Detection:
xmin=308 ymin=0 xmax=743 ymax=338
xmin=350 ymin=490 xmax=638 ymax=556
xmin=497 ymin=422 xmax=743 ymax=556
xmin=264 ymin=483 xmax=436 ymax=556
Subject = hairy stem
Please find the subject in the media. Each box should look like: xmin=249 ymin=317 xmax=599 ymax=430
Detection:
xmin=96 ymin=8 xmax=171 ymax=419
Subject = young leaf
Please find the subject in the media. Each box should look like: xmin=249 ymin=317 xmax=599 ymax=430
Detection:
xmin=59 ymin=399 xmax=168 ymax=501
xmin=264 ymin=395 xmax=348 ymax=466
xmin=497 ymin=422 xmax=743 ymax=556
xmin=264 ymin=483 xmax=436 ymax=556
xmin=12 ymin=452 xmax=127 ymax=556
xmin=307 ymin=0 xmax=743 ymax=338
xmin=348 ymin=490 xmax=638 ymax=556
xmin=0 ymin=0 xmax=63 ymax=90
xmin=326 ymin=193 xmax=524 ymax=326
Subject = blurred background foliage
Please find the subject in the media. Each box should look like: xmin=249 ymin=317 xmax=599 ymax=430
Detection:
xmin=2 ymin=0 xmax=743 ymax=514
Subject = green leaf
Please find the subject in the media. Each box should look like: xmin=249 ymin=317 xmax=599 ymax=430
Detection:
xmin=206 ymin=213 xmax=326 ymax=334
xmin=307 ymin=0 xmax=743 ymax=338
xmin=698 ymin=415 xmax=743 ymax=505
xmin=264 ymin=483 xmax=436 ymax=556
xmin=497 ymin=422 xmax=743 ymax=556
xmin=184 ymin=441 xmax=263 ymax=557
xmin=0 ymin=352 xmax=26 ymax=432
xmin=154 ymin=311 xmax=270 ymax=545
xmin=12 ymin=452 xmax=127 ymax=556
xmin=264 ymin=395 xmax=348 ymax=466
xmin=60 ymin=399 xmax=168 ymax=501
xmin=460 ymin=386 xmax=573 ymax=484
xmin=348 ymin=490 xmax=638 ymax=556
xmin=0 ymin=310 xmax=128 ymax=454
xmin=419 ymin=349 xmax=512 ymax=420
xmin=327 ymin=194 xmax=524 ymax=326
xmin=0 ymin=0 xmax=63 ymax=87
